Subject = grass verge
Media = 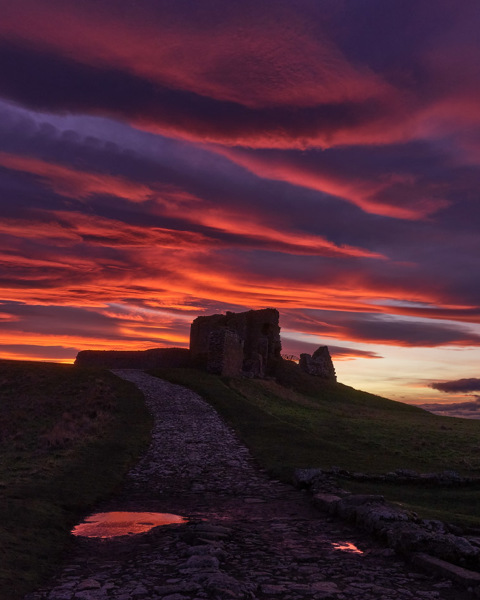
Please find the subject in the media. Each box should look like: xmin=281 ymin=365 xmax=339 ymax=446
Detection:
xmin=149 ymin=362 xmax=480 ymax=528
xmin=0 ymin=360 xmax=152 ymax=599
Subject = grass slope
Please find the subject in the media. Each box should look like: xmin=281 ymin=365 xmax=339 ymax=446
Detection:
xmin=150 ymin=362 xmax=480 ymax=527
xmin=0 ymin=360 xmax=152 ymax=600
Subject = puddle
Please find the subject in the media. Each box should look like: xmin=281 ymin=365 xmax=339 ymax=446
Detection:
xmin=331 ymin=541 xmax=364 ymax=554
xmin=72 ymin=511 xmax=186 ymax=538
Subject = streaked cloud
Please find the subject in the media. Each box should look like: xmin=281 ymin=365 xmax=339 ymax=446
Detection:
xmin=0 ymin=0 xmax=479 ymax=406
xmin=430 ymin=379 xmax=480 ymax=393
xmin=282 ymin=310 xmax=480 ymax=348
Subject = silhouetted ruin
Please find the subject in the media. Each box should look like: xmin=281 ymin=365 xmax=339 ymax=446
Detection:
xmin=75 ymin=348 xmax=191 ymax=369
xmin=299 ymin=346 xmax=336 ymax=381
xmin=75 ymin=308 xmax=336 ymax=381
xmin=190 ymin=308 xmax=282 ymax=377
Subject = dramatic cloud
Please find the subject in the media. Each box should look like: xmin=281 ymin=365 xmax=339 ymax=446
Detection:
xmin=0 ymin=152 xmax=153 ymax=203
xmin=1 ymin=0 xmax=479 ymax=149
xmin=0 ymin=1 xmax=389 ymax=108
xmin=430 ymin=379 xmax=480 ymax=393
xmin=0 ymin=0 xmax=480 ymax=406
xmin=282 ymin=310 xmax=480 ymax=348
xmin=0 ymin=301 xmax=192 ymax=362
xmin=0 ymin=37 xmax=395 ymax=150
xmin=217 ymin=145 xmax=452 ymax=219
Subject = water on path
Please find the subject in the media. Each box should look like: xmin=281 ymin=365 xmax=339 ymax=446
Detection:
xmin=72 ymin=512 xmax=186 ymax=538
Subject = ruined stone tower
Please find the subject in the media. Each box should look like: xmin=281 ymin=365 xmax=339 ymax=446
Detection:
xmin=299 ymin=346 xmax=336 ymax=381
xmin=190 ymin=308 xmax=282 ymax=377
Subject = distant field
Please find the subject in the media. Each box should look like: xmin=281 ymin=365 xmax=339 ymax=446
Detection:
xmin=0 ymin=360 xmax=152 ymax=600
xmin=150 ymin=362 xmax=480 ymax=528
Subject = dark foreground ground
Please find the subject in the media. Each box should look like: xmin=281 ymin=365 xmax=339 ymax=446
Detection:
xmin=26 ymin=371 xmax=469 ymax=600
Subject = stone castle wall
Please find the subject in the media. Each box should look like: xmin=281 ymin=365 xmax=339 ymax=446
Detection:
xmin=207 ymin=329 xmax=244 ymax=376
xmin=74 ymin=308 xmax=336 ymax=382
xmin=74 ymin=348 xmax=191 ymax=369
xmin=190 ymin=308 xmax=281 ymax=377
xmin=299 ymin=346 xmax=336 ymax=381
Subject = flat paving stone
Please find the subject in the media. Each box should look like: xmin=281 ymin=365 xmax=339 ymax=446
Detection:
xmin=25 ymin=370 xmax=470 ymax=600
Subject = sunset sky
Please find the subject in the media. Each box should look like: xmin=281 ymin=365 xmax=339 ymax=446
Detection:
xmin=1 ymin=0 xmax=480 ymax=414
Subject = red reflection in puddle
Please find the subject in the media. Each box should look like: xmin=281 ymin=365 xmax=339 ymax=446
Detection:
xmin=332 ymin=541 xmax=363 ymax=554
xmin=72 ymin=512 xmax=186 ymax=538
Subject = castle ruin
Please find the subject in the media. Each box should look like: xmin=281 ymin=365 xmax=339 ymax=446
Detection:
xmin=190 ymin=308 xmax=282 ymax=377
xmin=299 ymin=346 xmax=336 ymax=381
xmin=75 ymin=307 xmax=336 ymax=382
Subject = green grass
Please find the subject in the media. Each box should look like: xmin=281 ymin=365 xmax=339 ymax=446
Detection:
xmin=149 ymin=361 xmax=480 ymax=527
xmin=0 ymin=360 xmax=152 ymax=600
xmin=342 ymin=480 xmax=480 ymax=528
xmin=5 ymin=356 xmax=480 ymax=599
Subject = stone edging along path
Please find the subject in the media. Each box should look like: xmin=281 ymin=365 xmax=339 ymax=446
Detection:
xmin=295 ymin=469 xmax=480 ymax=591
xmin=26 ymin=370 xmax=471 ymax=600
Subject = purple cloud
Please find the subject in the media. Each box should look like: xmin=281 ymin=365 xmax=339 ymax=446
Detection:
xmin=418 ymin=397 xmax=480 ymax=419
xmin=430 ymin=378 xmax=480 ymax=393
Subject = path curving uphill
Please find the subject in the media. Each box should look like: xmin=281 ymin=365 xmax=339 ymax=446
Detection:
xmin=27 ymin=370 xmax=467 ymax=600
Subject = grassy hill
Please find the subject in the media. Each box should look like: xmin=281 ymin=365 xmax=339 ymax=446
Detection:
xmin=0 ymin=360 xmax=152 ymax=600
xmin=150 ymin=361 xmax=480 ymax=527
xmin=3 ymin=357 xmax=480 ymax=598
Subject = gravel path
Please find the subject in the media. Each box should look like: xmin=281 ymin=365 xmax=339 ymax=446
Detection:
xmin=26 ymin=370 xmax=469 ymax=600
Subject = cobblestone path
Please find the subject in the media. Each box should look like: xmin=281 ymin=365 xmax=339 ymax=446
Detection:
xmin=26 ymin=370 xmax=469 ymax=600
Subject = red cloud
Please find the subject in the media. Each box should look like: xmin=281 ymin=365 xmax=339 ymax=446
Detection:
xmin=155 ymin=201 xmax=385 ymax=259
xmin=0 ymin=0 xmax=390 ymax=109
xmin=0 ymin=150 xmax=384 ymax=259
xmin=281 ymin=309 xmax=480 ymax=348
xmin=0 ymin=193 xmax=472 ymax=329
xmin=1 ymin=0 xmax=480 ymax=153
xmin=0 ymin=2 xmax=417 ymax=149
xmin=1 ymin=0 xmax=479 ymax=370
xmin=382 ymin=305 xmax=480 ymax=326
xmin=216 ymin=148 xmax=450 ymax=219
xmin=0 ymin=152 xmax=152 ymax=202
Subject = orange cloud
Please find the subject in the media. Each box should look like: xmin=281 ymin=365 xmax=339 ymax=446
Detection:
xmin=0 ymin=313 xmax=20 ymax=323
xmin=0 ymin=152 xmax=152 ymax=202
xmin=0 ymin=330 xmax=187 ymax=353
xmin=383 ymin=305 xmax=480 ymax=326
xmin=0 ymin=209 xmax=215 ymax=252
xmin=281 ymin=308 xmax=480 ymax=349
xmin=216 ymin=148 xmax=450 ymax=219
xmin=0 ymin=351 xmax=75 ymax=363
xmin=156 ymin=201 xmax=385 ymax=258
xmin=0 ymin=250 xmax=95 ymax=270
xmin=0 ymin=226 xmax=463 ymax=317
xmin=0 ymin=150 xmax=383 ymax=258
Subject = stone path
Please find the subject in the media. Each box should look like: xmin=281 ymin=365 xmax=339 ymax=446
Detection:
xmin=26 ymin=371 xmax=470 ymax=600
